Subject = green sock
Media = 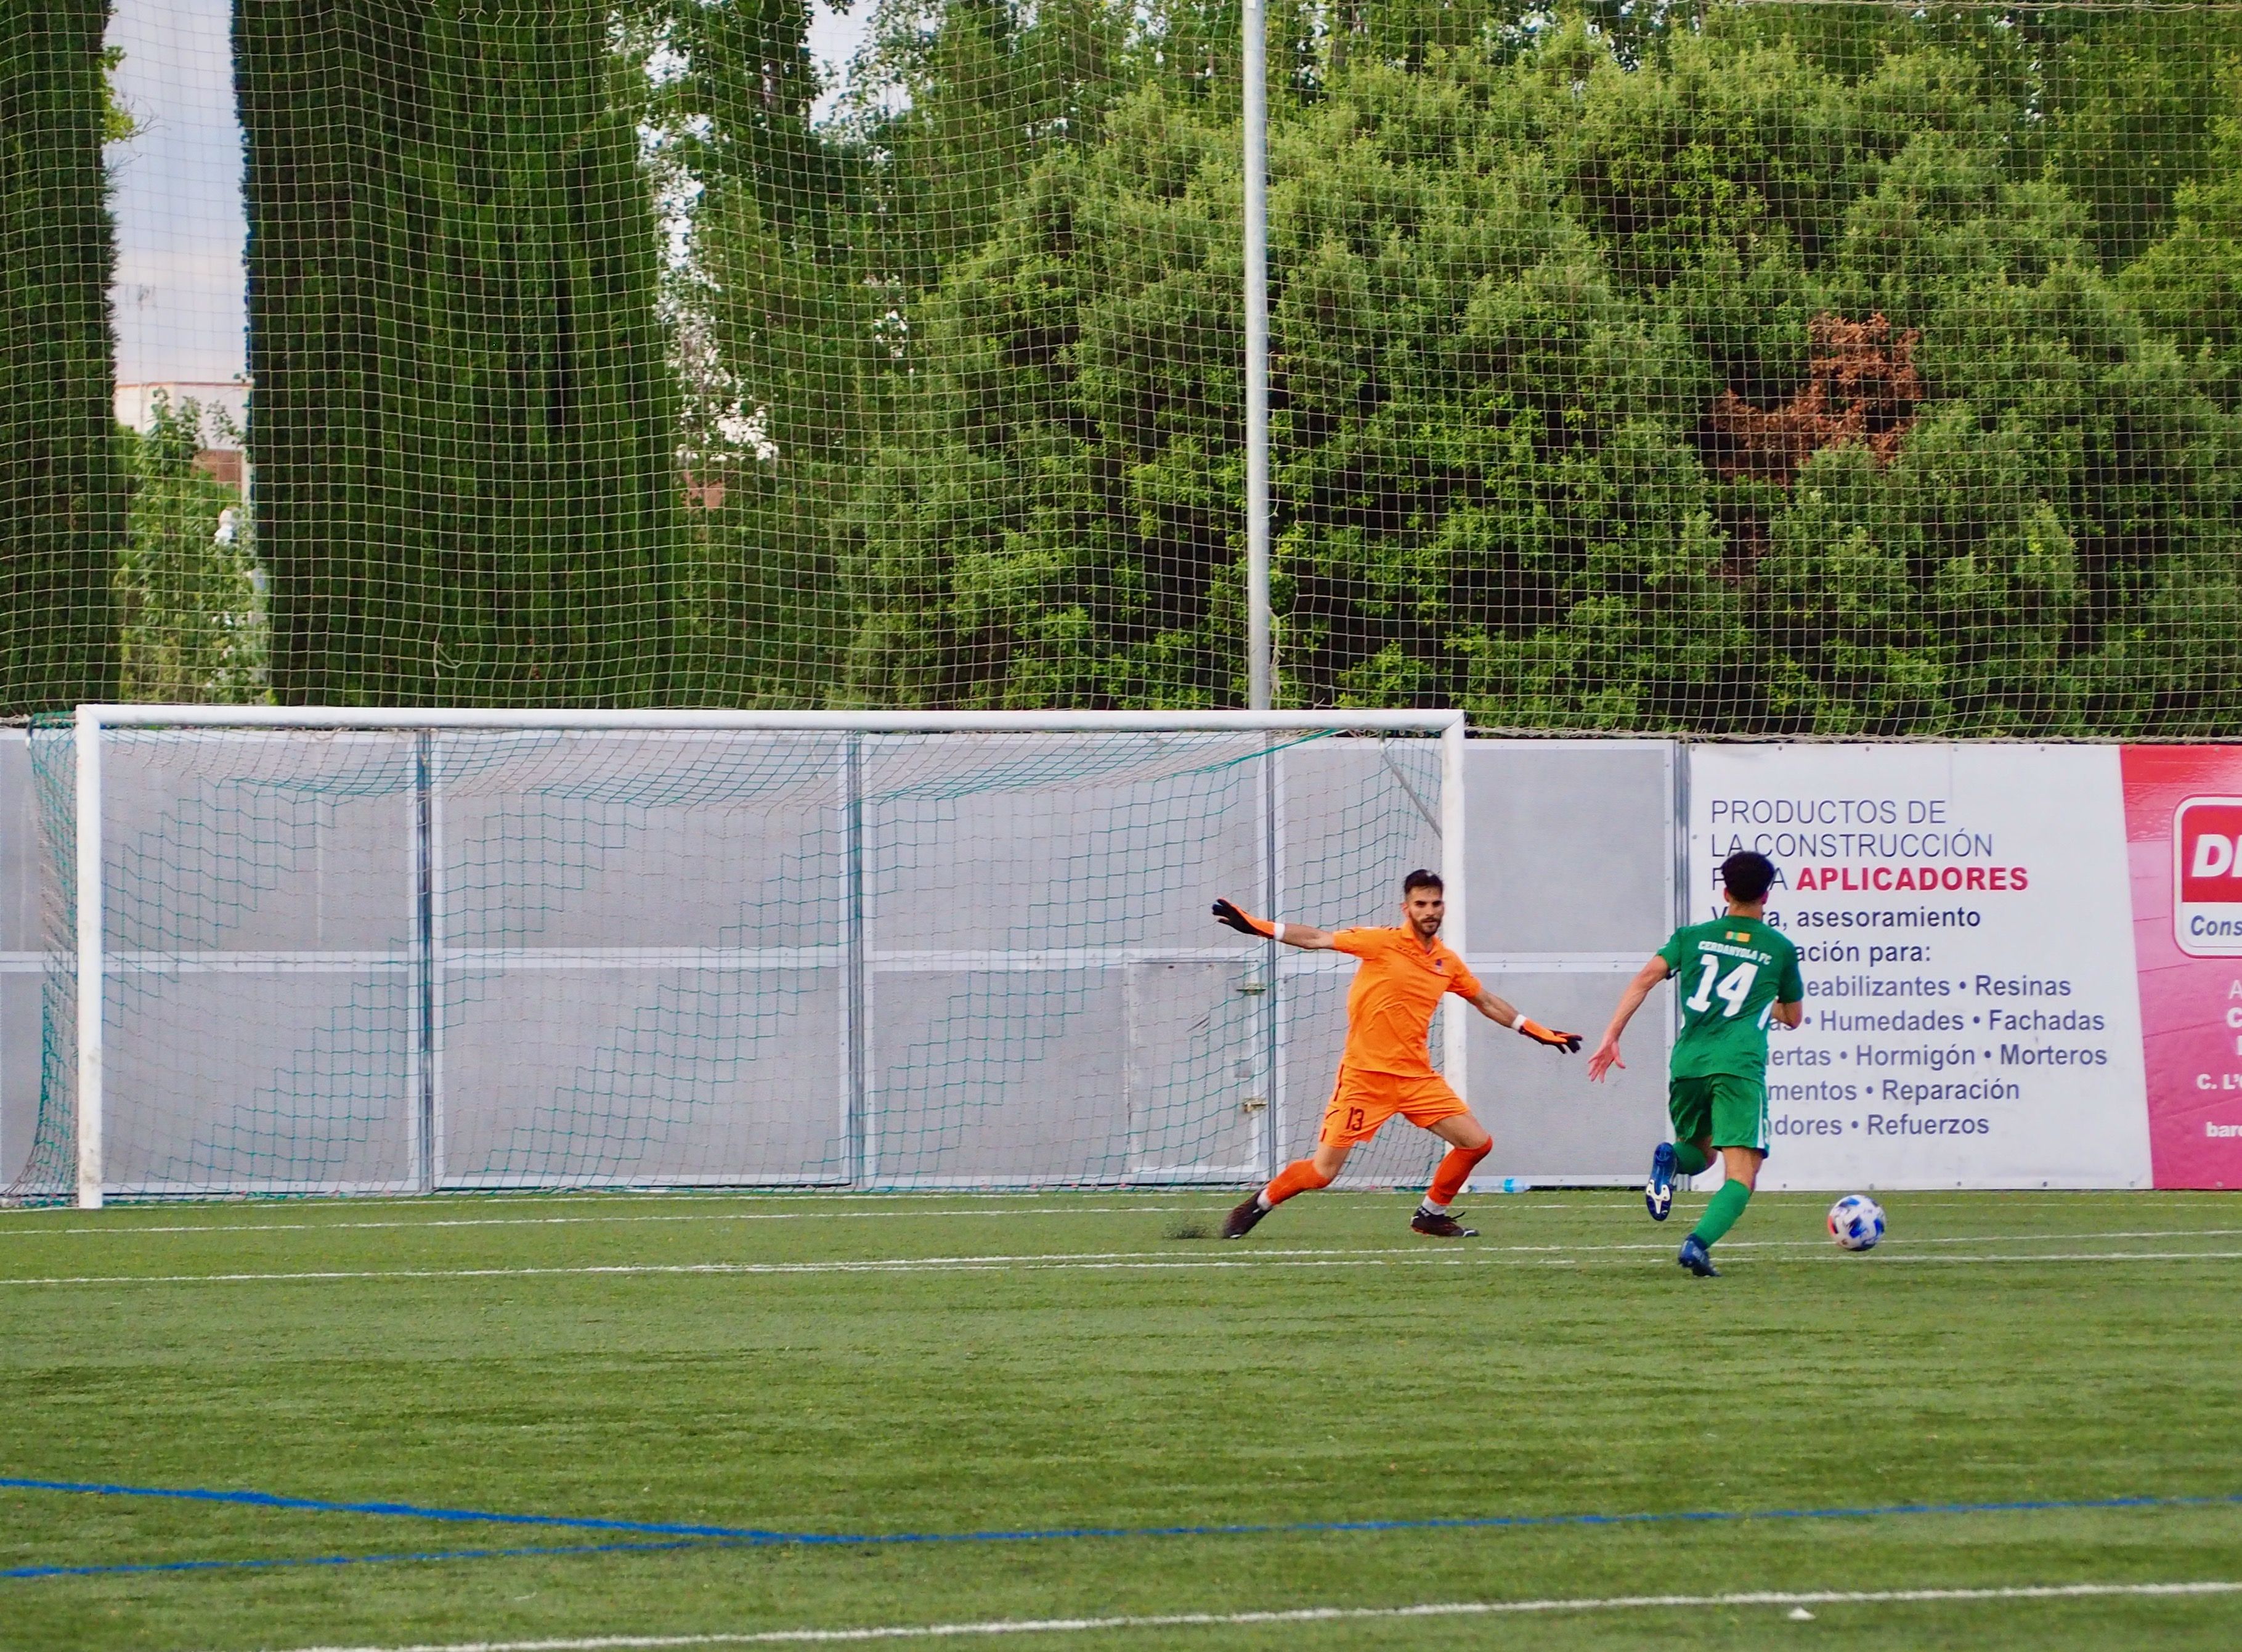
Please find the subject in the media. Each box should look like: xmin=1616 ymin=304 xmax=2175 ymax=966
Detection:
xmin=1691 ymin=1179 xmax=1752 ymax=1247
xmin=1671 ymin=1141 xmax=1711 ymax=1176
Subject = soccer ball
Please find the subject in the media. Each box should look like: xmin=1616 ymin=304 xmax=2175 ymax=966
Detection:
xmin=1828 ymin=1194 xmax=1885 ymax=1251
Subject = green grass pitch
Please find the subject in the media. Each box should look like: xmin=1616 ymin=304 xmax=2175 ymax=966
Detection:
xmin=3 ymin=1188 xmax=2240 ymax=1650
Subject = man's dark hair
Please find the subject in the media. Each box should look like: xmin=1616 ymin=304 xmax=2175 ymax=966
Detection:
xmin=1403 ymin=868 xmax=1444 ymax=896
xmin=1721 ymin=852 xmax=1776 ymax=904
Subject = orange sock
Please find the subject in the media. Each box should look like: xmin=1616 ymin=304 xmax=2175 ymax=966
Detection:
xmin=1426 ymin=1142 xmax=1490 ymax=1206
xmin=1259 ymin=1157 xmax=1333 ymax=1208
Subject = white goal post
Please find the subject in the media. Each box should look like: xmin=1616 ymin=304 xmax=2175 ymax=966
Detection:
xmin=59 ymin=706 xmax=1466 ymax=1210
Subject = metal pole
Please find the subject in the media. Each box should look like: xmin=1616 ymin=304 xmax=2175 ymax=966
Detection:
xmin=1260 ymin=739 xmax=1282 ymax=1180
xmin=414 ymin=731 xmax=436 ymax=1194
xmin=75 ymin=707 xmax=1461 ymax=733
xmin=1243 ymin=0 xmax=1272 ymax=711
xmin=844 ymin=734 xmax=869 ymax=1187
xmin=74 ymin=707 xmax=104 ymax=1211
xmin=1673 ymin=739 xmax=1692 ymax=1078
xmin=1438 ymin=715 xmax=1469 ymax=1112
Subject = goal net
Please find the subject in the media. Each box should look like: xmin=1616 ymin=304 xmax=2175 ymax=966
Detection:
xmin=7 ymin=710 xmax=1461 ymax=1205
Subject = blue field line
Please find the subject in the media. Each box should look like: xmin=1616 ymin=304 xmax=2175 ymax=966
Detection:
xmin=0 ymin=1476 xmax=782 ymax=1539
xmin=1 ymin=1536 xmax=731 ymax=1582
xmin=5 ymin=1476 xmax=2241 ymax=1568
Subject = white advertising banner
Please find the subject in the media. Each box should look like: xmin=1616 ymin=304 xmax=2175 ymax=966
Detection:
xmin=1687 ymin=744 xmax=2151 ymax=1189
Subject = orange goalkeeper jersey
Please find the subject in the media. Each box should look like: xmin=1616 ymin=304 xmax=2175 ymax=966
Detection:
xmin=1331 ymin=926 xmax=1481 ymax=1077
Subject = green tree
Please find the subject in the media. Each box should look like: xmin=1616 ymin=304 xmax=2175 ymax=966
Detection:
xmin=824 ymin=6 xmax=2242 ymax=730
xmin=654 ymin=0 xmax=1150 ymax=702
xmin=2121 ymin=86 xmax=2242 ymax=409
xmin=118 ymin=396 xmax=266 ymax=702
xmin=2038 ymin=8 xmax=2242 ymax=269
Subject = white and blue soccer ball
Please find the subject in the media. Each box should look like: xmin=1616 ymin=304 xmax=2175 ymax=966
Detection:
xmin=1827 ymin=1194 xmax=1886 ymax=1251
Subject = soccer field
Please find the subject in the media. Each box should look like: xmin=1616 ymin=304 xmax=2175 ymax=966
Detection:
xmin=4 ymin=1189 xmax=2240 ymax=1650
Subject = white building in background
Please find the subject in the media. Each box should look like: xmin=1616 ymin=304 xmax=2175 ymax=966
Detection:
xmin=116 ymin=378 xmax=251 ymax=496
xmin=115 ymin=378 xmax=250 ymax=436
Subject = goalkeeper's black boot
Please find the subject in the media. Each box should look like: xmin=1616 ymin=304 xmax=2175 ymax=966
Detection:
xmin=1222 ymin=1194 xmax=1269 ymax=1240
xmin=1410 ymin=1207 xmax=1479 ymax=1238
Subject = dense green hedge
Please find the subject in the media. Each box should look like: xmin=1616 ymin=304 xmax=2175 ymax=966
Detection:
xmin=238 ymin=0 xmax=679 ymax=705
xmin=0 ymin=0 xmax=124 ymax=714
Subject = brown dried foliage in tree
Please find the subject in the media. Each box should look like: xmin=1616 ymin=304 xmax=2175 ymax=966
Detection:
xmin=1712 ymin=313 xmax=1924 ymax=487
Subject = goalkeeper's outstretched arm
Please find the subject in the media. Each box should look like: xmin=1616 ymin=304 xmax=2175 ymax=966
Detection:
xmin=1209 ymin=898 xmax=1338 ymax=950
xmin=1466 ymin=985 xmax=1583 ymax=1053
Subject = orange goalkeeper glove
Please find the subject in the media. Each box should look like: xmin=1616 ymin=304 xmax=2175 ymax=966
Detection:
xmin=1211 ymin=898 xmax=1275 ymax=938
xmin=1516 ymin=1017 xmax=1583 ymax=1054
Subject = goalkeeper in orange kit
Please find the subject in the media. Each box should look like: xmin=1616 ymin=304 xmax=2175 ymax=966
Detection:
xmin=1212 ymin=868 xmax=1580 ymax=1239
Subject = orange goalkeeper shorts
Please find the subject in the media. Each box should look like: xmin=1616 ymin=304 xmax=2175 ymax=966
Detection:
xmin=1317 ymin=1066 xmax=1471 ymax=1148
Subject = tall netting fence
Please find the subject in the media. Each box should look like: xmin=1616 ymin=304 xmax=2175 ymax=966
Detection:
xmin=4 ymin=2 xmax=2240 ymax=724
xmin=1253 ymin=1 xmax=2242 ymax=733
xmin=4 ymin=722 xmax=1443 ymax=1198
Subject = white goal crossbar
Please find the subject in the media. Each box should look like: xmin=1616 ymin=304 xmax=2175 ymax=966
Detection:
xmin=67 ymin=706 xmax=1468 ymax=1208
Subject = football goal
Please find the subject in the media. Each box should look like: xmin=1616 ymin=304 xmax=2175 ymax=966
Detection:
xmin=12 ymin=708 xmax=1464 ymax=1208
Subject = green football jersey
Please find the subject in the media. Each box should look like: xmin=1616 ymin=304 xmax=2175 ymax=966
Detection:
xmin=1656 ymin=916 xmax=1805 ymax=1080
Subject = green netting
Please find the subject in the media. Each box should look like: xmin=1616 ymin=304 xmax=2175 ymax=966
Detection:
xmin=6 ymin=721 xmax=1444 ymax=1199
xmin=4 ymin=2 xmax=2240 ymax=723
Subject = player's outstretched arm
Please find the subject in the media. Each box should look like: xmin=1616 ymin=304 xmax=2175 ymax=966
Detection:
xmin=1586 ymin=956 xmax=1670 ymax=1082
xmin=1210 ymin=898 xmax=1336 ymax=950
xmin=1468 ymin=987 xmax=1582 ymax=1053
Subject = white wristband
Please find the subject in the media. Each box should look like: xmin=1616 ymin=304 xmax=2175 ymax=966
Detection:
xmin=1272 ymin=922 xmax=1286 ymax=943
xmin=1513 ymin=1013 xmax=1534 ymax=1034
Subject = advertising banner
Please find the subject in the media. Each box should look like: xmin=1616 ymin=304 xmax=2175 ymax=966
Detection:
xmin=1686 ymin=745 xmax=2152 ymax=1189
xmin=2119 ymin=747 xmax=2242 ymax=1189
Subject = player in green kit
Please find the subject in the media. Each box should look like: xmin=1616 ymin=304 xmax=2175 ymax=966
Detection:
xmin=1586 ymin=851 xmax=1804 ymax=1277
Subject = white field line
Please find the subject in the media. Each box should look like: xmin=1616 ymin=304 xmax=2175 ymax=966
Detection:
xmin=10 ymin=1235 xmax=2242 ymax=1289
xmin=6 ymin=1191 xmax=2227 ymax=1239
xmin=269 ymin=1579 xmax=2242 ymax=1651
xmin=18 ymin=1186 xmax=2218 ymax=1215
xmin=0 ymin=1208 xmax=1211 ymax=1240
xmin=0 ymin=1195 xmax=1619 ymax=1237
xmin=6 ymin=1213 xmax=2234 ymax=1246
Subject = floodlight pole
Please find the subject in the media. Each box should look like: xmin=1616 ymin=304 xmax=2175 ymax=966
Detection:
xmin=1243 ymin=0 xmax=1272 ymax=713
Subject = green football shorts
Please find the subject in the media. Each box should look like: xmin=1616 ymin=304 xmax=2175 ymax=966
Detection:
xmin=1668 ymin=1073 xmax=1770 ymax=1154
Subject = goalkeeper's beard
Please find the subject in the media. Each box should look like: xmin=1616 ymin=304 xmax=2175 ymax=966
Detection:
xmin=1411 ymin=914 xmax=1442 ymax=942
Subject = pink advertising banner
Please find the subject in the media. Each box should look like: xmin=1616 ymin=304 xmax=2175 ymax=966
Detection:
xmin=2122 ymin=746 xmax=2242 ymax=1189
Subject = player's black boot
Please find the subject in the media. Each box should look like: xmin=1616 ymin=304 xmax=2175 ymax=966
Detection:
xmin=1222 ymin=1194 xmax=1269 ymax=1239
xmin=1410 ymin=1207 xmax=1479 ymax=1238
